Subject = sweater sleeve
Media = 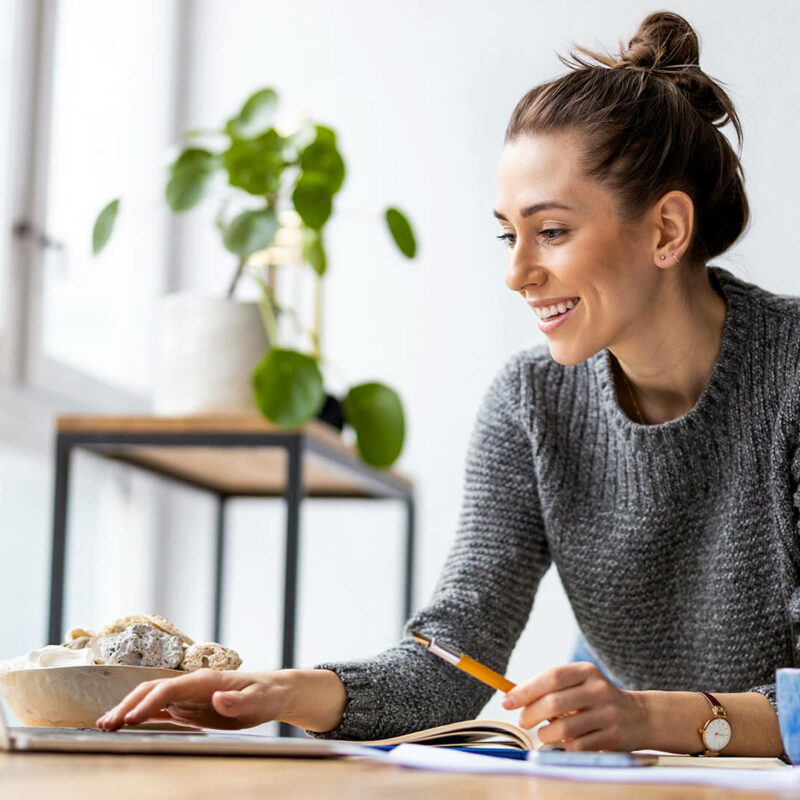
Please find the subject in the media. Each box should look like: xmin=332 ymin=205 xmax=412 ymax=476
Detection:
xmin=307 ymin=353 xmax=551 ymax=741
xmin=751 ymin=377 xmax=800 ymax=762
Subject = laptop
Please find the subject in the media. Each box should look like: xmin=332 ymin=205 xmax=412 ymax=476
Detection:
xmin=0 ymin=699 xmax=367 ymax=757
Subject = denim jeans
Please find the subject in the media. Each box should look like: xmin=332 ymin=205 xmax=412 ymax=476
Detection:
xmin=571 ymin=633 xmax=622 ymax=688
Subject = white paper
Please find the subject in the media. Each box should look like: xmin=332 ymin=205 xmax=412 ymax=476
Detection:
xmin=382 ymin=744 xmax=800 ymax=790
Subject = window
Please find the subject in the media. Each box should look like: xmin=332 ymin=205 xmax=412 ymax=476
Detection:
xmin=0 ymin=1 xmax=188 ymax=665
xmin=0 ymin=0 xmax=22 ymax=376
xmin=26 ymin=0 xmax=179 ymax=402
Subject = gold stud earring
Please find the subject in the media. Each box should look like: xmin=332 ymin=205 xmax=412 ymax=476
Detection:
xmin=660 ymin=254 xmax=666 ymax=261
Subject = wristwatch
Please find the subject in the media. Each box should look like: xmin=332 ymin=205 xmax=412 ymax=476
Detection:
xmin=696 ymin=691 xmax=731 ymax=756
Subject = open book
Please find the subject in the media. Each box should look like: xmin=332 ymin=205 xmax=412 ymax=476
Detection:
xmin=357 ymin=719 xmax=788 ymax=768
xmin=360 ymin=719 xmax=535 ymax=750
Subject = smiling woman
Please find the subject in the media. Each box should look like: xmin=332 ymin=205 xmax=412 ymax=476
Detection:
xmin=493 ymin=128 xmax=728 ymax=397
xmin=96 ymin=11 xmax=800 ymax=762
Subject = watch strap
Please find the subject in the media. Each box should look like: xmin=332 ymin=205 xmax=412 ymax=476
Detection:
xmin=698 ymin=691 xmax=726 ymax=715
xmin=695 ymin=691 xmax=729 ymax=757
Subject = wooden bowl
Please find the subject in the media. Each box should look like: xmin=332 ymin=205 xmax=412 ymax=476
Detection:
xmin=0 ymin=665 xmax=183 ymax=727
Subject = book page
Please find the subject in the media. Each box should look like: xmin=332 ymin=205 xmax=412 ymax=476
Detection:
xmin=382 ymin=744 xmax=799 ymax=790
xmin=357 ymin=719 xmax=536 ymax=750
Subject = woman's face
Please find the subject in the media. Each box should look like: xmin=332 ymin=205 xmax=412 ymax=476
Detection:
xmin=495 ymin=131 xmax=660 ymax=366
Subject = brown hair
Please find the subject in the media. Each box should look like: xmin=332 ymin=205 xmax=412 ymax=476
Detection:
xmin=505 ymin=11 xmax=748 ymax=264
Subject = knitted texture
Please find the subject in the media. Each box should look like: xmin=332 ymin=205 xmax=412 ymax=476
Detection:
xmin=311 ymin=267 xmax=800 ymax=742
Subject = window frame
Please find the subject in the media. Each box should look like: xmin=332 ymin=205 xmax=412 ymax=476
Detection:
xmin=1 ymin=0 xmax=193 ymax=456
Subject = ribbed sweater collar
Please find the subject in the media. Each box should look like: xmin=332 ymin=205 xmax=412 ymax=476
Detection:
xmin=591 ymin=266 xmax=752 ymax=444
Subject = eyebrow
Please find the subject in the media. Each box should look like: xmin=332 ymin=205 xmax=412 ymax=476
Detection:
xmin=493 ymin=201 xmax=574 ymax=221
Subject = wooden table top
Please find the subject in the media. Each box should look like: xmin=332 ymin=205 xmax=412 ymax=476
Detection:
xmin=0 ymin=752 xmax=788 ymax=800
xmin=55 ymin=413 xmax=413 ymax=498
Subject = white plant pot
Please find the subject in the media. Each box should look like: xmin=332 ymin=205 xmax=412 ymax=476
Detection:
xmin=153 ymin=293 xmax=270 ymax=415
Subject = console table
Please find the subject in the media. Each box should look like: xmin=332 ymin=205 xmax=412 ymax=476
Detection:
xmin=48 ymin=413 xmax=416 ymax=674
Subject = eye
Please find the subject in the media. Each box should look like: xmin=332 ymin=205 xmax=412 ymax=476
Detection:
xmin=539 ymin=228 xmax=567 ymax=242
xmin=496 ymin=229 xmax=567 ymax=249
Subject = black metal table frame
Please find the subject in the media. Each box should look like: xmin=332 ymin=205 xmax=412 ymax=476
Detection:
xmin=48 ymin=429 xmax=415 ymax=733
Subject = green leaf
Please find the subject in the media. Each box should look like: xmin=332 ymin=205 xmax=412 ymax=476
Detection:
xmin=214 ymin=202 xmax=229 ymax=235
xmin=282 ymin=122 xmax=316 ymax=163
xmin=92 ymin=198 xmax=120 ymax=256
xmin=226 ymin=88 xmax=279 ymax=140
xmin=224 ymin=130 xmax=285 ymax=196
xmin=292 ymin=172 xmax=333 ymax=230
xmin=170 ymin=147 xmax=215 ymax=173
xmin=385 ymin=207 xmax=417 ymax=259
xmin=252 ymin=348 xmax=325 ymax=428
xmin=166 ymin=158 xmax=215 ymax=212
xmin=343 ymin=382 xmax=405 ymax=468
xmin=302 ymin=228 xmax=327 ymax=276
xmin=300 ymin=138 xmax=345 ymax=195
xmin=181 ymin=128 xmax=219 ymax=138
xmin=222 ymin=207 xmax=279 ymax=260
xmin=313 ymin=125 xmax=337 ymax=147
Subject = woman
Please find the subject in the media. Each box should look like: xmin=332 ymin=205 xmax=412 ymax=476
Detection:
xmin=98 ymin=12 xmax=797 ymax=757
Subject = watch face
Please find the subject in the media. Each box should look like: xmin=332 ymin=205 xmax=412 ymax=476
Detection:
xmin=704 ymin=717 xmax=732 ymax=751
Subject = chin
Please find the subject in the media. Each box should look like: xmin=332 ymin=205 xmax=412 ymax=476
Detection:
xmin=546 ymin=339 xmax=598 ymax=367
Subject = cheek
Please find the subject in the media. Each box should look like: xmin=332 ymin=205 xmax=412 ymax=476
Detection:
xmin=566 ymin=249 xmax=641 ymax=309
xmin=554 ymin=237 xmax=612 ymax=285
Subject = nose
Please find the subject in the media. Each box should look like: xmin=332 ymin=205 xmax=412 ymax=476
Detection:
xmin=505 ymin=248 xmax=547 ymax=295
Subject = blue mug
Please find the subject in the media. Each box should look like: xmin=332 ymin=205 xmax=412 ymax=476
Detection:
xmin=776 ymin=668 xmax=800 ymax=764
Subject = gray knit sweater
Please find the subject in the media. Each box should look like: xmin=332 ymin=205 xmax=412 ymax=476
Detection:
xmin=312 ymin=266 xmax=800 ymax=742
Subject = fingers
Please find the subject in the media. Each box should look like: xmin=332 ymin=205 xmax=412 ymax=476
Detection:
xmin=134 ymin=709 xmax=175 ymax=723
xmin=561 ymin=725 xmax=624 ymax=752
xmin=517 ymin=680 xmax=610 ymax=730
xmin=211 ymin=682 xmax=265 ymax=724
xmin=503 ymin=662 xmax=597 ymax=711
xmin=97 ymin=669 xmax=251 ymax=730
xmin=97 ymin=678 xmax=164 ymax=730
xmin=123 ymin=670 xmax=248 ymax=728
xmin=536 ymin=706 xmax=610 ymax=746
xmin=505 ymin=662 xmax=639 ymax=751
xmin=518 ymin=689 xmax=584 ymax=730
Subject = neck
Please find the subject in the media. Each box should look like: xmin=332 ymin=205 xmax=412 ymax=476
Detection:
xmin=610 ymin=267 xmax=727 ymax=425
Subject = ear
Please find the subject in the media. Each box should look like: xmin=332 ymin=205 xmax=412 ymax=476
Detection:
xmin=650 ymin=190 xmax=694 ymax=269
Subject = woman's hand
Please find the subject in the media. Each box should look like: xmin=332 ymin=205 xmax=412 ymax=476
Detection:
xmin=501 ymin=662 xmax=648 ymax=751
xmin=96 ymin=668 xmax=289 ymax=731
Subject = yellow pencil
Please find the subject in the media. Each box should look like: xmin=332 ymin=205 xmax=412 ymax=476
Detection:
xmin=411 ymin=629 xmax=516 ymax=693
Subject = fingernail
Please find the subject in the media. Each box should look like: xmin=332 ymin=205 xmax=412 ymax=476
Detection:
xmin=502 ymin=696 xmax=515 ymax=709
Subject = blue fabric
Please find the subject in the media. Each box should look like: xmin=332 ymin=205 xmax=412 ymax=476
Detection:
xmin=571 ymin=633 xmax=622 ymax=687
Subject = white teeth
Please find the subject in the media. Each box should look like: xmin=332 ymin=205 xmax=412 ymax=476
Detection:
xmin=534 ymin=298 xmax=579 ymax=320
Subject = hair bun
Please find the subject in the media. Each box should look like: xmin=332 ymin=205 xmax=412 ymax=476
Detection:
xmin=619 ymin=11 xmax=700 ymax=70
xmin=615 ymin=12 xmax=739 ymax=139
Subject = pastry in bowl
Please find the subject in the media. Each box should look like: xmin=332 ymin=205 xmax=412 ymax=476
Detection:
xmin=0 ymin=614 xmax=242 ymax=727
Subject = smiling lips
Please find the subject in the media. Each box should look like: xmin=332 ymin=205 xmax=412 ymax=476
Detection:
xmin=530 ymin=297 xmax=581 ymax=320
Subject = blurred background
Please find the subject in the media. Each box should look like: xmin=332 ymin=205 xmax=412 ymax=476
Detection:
xmin=1 ymin=0 xmax=798 ymax=730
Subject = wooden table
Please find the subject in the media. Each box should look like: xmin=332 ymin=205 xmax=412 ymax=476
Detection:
xmin=48 ymin=414 xmax=416 ymax=690
xmin=0 ymin=752 xmax=789 ymax=799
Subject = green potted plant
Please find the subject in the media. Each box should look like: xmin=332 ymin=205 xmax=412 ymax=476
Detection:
xmin=93 ymin=87 xmax=417 ymax=469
